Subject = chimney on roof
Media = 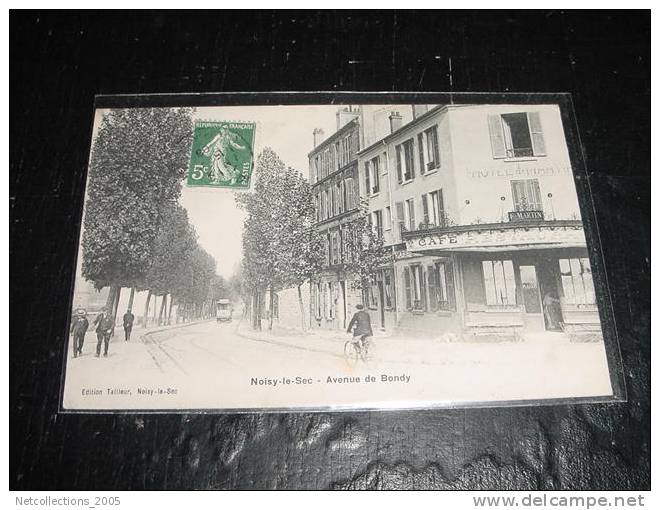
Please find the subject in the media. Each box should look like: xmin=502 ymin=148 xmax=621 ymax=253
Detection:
xmin=312 ymin=128 xmax=324 ymax=148
xmin=389 ymin=111 xmax=403 ymax=133
xmin=412 ymin=104 xmax=429 ymax=119
xmin=336 ymin=107 xmax=360 ymax=131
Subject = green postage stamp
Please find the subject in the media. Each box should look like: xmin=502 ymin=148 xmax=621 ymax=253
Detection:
xmin=188 ymin=120 xmax=256 ymax=188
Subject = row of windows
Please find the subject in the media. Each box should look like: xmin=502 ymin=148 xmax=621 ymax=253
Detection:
xmin=389 ymin=177 xmax=543 ymax=238
xmin=358 ymin=125 xmax=442 ymax=199
xmin=311 ymin=281 xmax=340 ymax=320
xmin=311 ymin=256 xmax=594 ymax=320
xmin=481 ymin=258 xmax=595 ymax=307
xmin=323 ymin=226 xmax=361 ymax=267
xmin=311 ymin=130 xmax=359 ymax=184
xmin=365 ymin=270 xmax=395 ymax=310
xmin=403 ymin=260 xmax=456 ymax=312
xmin=394 ymin=125 xmax=441 ymax=184
xmin=311 ymin=272 xmax=397 ymax=322
xmin=314 ymin=176 xmax=358 ymax=222
xmin=321 ymin=111 xmax=547 ymax=206
xmin=395 ymin=189 xmax=446 ymax=235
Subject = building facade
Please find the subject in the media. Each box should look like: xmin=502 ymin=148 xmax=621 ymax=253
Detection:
xmin=357 ymin=103 xmax=600 ymax=340
xmin=308 ymin=110 xmax=364 ymax=331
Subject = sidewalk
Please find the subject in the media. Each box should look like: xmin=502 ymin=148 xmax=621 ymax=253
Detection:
xmin=67 ymin=318 xmax=213 ymax=361
xmin=235 ymin=321 xmax=347 ymax=358
xmin=235 ymin=320 xmax=595 ymax=368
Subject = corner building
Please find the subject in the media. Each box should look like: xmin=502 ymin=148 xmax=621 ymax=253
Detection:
xmin=358 ymin=104 xmax=600 ymax=340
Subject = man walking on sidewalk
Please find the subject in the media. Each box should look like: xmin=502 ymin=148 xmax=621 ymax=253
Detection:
xmin=93 ymin=307 xmax=114 ymax=358
xmin=70 ymin=308 xmax=89 ymax=358
xmin=347 ymin=303 xmax=373 ymax=349
xmin=123 ymin=309 xmax=135 ymax=341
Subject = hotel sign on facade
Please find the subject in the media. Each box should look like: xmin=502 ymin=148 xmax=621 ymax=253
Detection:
xmin=404 ymin=221 xmax=587 ymax=253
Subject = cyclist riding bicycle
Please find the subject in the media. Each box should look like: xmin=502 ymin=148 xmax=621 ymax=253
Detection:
xmin=346 ymin=303 xmax=373 ymax=352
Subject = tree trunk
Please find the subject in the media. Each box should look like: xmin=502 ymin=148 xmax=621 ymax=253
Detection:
xmin=110 ymin=287 xmax=122 ymax=336
xmin=268 ymin=288 xmax=275 ymax=331
xmin=308 ymin=278 xmax=315 ymax=330
xmin=143 ymin=290 xmax=152 ymax=328
xmin=105 ymin=285 xmax=117 ymax=313
xmin=297 ymin=284 xmax=306 ymax=331
xmin=158 ymin=294 xmax=167 ymax=325
xmin=112 ymin=287 xmax=121 ymax=319
xmin=251 ymin=290 xmax=261 ymax=331
xmin=127 ymin=287 xmax=136 ymax=311
xmin=153 ymin=295 xmax=158 ymax=323
xmin=168 ymin=295 xmax=174 ymax=325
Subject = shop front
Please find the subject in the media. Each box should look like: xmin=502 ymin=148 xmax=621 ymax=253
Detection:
xmin=401 ymin=220 xmax=602 ymax=341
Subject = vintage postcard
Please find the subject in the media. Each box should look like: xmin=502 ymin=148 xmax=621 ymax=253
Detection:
xmin=61 ymin=96 xmax=622 ymax=412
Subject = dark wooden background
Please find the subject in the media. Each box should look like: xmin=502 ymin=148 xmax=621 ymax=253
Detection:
xmin=10 ymin=11 xmax=650 ymax=490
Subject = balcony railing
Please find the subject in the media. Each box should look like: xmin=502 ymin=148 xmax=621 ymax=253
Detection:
xmin=399 ymin=214 xmax=456 ymax=236
xmin=505 ymin=147 xmax=534 ymax=158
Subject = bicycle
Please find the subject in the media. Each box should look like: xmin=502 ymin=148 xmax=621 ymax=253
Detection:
xmin=343 ymin=334 xmax=373 ymax=364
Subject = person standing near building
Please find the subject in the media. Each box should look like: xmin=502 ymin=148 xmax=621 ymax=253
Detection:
xmin=543 ymin=292 xmax=562 ymax=330
xmin=70 ymin=308 xmax=89 ymax=358
xmin=123 ymin=309 xmax=135 ymax=341
xmin=346 ymin=304 xmax=374 ymax=349
xmin=93 ymin=307 xmax=114 ymax=357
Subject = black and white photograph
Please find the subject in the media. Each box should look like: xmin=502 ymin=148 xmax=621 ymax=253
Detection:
xmin=10 ymin=9 xmax=650 ymax=496
xmin=62 ymin=99 xmax=619 ymax=411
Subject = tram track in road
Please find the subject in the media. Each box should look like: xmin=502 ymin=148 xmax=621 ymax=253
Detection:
xmin=142 ymin=333 xmax=189 ymax=375
xmin=139 ymin=322 xmax=210 ymax=375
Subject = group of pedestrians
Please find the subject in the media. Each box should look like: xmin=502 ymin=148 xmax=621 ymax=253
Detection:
xmin=69 ymin=307 xmax=135 ymax=359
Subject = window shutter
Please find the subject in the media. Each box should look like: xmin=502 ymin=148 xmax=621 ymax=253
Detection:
xmin=364 ymin=161 xmax=371 ymax=196
xmin=431 ymin=127 xmax=441 ymax=168
xmin=404 ymin=267 xmax=412 ymax=310
xmin=396 ymin=201 xmax=405 ymax=234
xmin=421 ymin=194 xmax=430 ymax=224
xmin=511 ymin=180 xmax=525 ymax=210
xmin=396 ymin=146 xmax=403 ymax=182
xmin=437 ymin=189 xmax=445 ymax=225
xmin=488 ymin=114 xmax=506 ymax=159
xmin=408 ymin=200 xmax=416 ymax=231
xmin=427 ymin=265 xmax=438 ymax=311
xmin=408 ymin=142 xmax=416 ymax=179
xmin=420 ymin=267 xmax=428 ymax=311
xmin=528 ymin=179 xmax=542 ymax=210
xmin=418 ymin=133 xmax=425 ymax=174
xmin=446 ymin=261 xmax=456 ymax=310
xmin=350 ymin=177 xmax=356 ymax=209
xmin=527 ymin=112 xmax=546 ymax=156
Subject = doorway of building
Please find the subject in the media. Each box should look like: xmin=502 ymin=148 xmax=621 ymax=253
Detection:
xmin=536 ymin=260 xmax=564 ymax=331
xmin=377 ymin=280 xmax=386 ymax=329
xmin=519 ymin=265 xmax=541 ymax=313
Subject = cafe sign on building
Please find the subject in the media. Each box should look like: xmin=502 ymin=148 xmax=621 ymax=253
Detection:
xmin=404 ymin=220 xmax=587 ymax=253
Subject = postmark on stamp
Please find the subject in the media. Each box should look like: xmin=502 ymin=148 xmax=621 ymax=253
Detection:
xmin=188 ymin=120 xmax=256 ymax=188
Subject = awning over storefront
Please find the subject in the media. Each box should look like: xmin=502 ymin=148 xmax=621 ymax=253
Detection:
xmin=403 ymin=220 xmax=587 ymax=254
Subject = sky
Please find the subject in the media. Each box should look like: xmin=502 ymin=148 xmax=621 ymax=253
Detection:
xmin=180 ymin=105 xmax=342 ymax=278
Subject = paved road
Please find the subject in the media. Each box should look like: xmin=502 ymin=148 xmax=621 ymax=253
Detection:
xmin=62 ymin=318 xmax=614 ymax=410
xmin=142 ymin=319 xmax=351 ymax=376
